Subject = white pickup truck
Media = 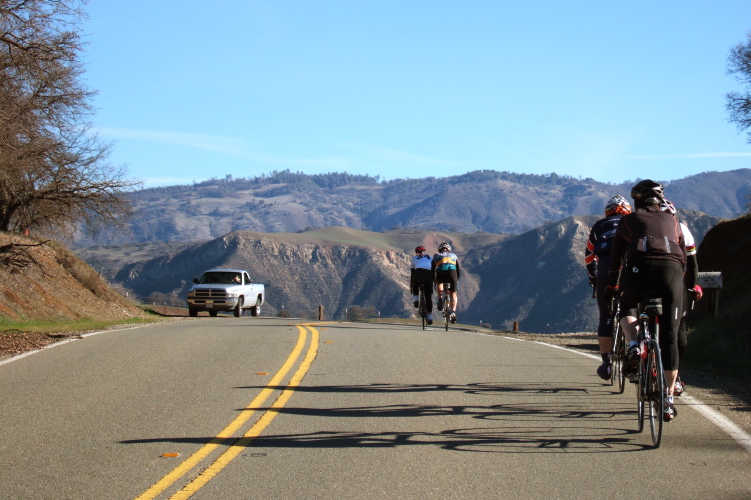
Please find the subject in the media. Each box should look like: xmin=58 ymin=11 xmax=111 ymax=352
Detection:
xmin=186 ymin=269 xmax=265 ymax=317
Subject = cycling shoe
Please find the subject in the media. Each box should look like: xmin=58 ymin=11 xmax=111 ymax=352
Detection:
xmin=623 ymin=345 xmax=640 ymax=375
xmin=674 ymin=377 xmax=685 ymax=396
xmin=664 ymin=402 xmax=677 ymax=422
xmin=596 ymin=363 xmax=612 ymax=381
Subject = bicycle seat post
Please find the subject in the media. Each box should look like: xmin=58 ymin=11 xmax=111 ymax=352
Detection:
xmin=645 ymin=297 xmax=663 ymax=317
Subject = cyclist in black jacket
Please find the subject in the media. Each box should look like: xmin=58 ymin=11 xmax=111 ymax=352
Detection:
xmin=605 ymin=180 xmax=687 ymax=421
xmin=584 ymin=195 xmax=631 ymax=380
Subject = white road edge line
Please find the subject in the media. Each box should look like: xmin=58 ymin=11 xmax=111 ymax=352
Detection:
xmin=518 ymin=337 xmax=751 ymax=454
xmin=0 ymin=325 xmax=150 ymax=367
xmin=680 ymin=394 xmax=751 ymax=454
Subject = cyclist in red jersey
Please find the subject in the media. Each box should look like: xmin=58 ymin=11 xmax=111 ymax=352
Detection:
xmin=584 ymin=195 xmax=631 ymax=380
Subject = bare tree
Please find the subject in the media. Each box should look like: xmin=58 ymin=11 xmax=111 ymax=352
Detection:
xmin=726 ymin=32 xmax=751 ymax=141
xmin=0 ymin=0 xmax=139 ymax=236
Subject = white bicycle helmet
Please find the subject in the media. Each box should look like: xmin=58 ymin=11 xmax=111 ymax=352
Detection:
xmin=605 ymin=195 xmax=631 ymax=216
xmin=660 ymin=199 xmax=677 ymax=216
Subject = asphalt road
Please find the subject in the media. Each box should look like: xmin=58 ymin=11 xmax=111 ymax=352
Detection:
xmin=1 ymin=318 xmax=750 ymax=499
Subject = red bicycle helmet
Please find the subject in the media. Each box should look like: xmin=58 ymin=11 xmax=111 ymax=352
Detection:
xmin=415 ymin=246 xmax=426 ymax=253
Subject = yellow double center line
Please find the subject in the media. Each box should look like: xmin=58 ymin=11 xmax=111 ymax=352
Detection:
xmin=137 ymin=324 xmax=320 ymax=499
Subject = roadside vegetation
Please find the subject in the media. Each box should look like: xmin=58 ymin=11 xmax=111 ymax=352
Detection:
xmin=0 ymin=309 xmax=165 ymax=357
xmin=0 ymin=314 xmax=159 ymax=336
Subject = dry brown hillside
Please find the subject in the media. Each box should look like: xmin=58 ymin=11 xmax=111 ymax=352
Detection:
xmin=0 ymin=232 xmax=144 ymax=322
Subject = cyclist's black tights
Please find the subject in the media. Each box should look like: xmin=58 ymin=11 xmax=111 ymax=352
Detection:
xmin=595 ymin=277 xmax=614 ymax=337
xmin=619 ymin=258 xmax=684 ymax=371
xmin=411 ymin=281 xmax=433 ymax=313
xmin=677 ymin=287 xmax=689 ymax=371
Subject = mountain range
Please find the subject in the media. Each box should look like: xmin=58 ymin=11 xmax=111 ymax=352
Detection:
xmin=74 ymin=168 xmax=751 ymax=246
xmin=99 ymin=209 xmax=718 ymax=333
xmin=70 ymin=168 xmax=741 ymax=333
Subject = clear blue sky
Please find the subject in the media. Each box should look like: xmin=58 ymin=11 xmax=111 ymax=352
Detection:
xmin=84 ymin=1 xmax=751 ymax=188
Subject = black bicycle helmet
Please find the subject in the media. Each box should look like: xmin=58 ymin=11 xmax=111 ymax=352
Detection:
xmin=630 ymin=179 xmax=664 ymax=206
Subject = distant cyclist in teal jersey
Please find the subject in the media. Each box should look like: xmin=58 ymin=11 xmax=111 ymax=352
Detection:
xmin=432 ymin=242 xmax=461 ymax=324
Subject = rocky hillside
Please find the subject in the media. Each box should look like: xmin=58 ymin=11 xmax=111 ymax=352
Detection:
xmin=74 ymin=168 xmax=750 ymax=246
xmin=102 ymin=221 xmax=575 ymax=332
xmin=114 ymin=228 xmax=502 ymax=322
xmin=464 ymin=216 xmax=600 ymax=332
xmin=0 ymin=233 xmax=144 ymax=322
xmin=98 ymin=206 xmax=720 ymax=333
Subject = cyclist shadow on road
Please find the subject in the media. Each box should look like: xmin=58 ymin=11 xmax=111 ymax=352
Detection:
xmin=121 ymin=382 xmax=649 ymax=453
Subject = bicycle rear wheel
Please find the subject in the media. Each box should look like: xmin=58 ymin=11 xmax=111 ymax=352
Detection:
xmin=613 ymin=321 xmax=626 ymax=394
xmin=419 ymin=288 xmax=426 ymax=330
xmin=647 ymin=339 xmax=665 ymax=448
xmin=443 ymin=292 xmax=450 ymax=331
xmin=636 ymin=335 xmax=646 ymax=433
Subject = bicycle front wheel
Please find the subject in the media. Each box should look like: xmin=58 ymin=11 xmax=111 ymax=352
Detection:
xmin=647 ymin=340 xmax=665 ymax=448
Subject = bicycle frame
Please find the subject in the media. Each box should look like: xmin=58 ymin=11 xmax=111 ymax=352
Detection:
xmin=438 ymin=283 xmax=453 ymax=331
xmin=418 ymin=283 xmax=428 ymax=330
xmin=610 ymin=299 xmax=626 ymax=393
xmin=635 ymin=296 xmax=666 ymax=448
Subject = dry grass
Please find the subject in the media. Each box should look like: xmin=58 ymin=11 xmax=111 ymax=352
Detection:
xmin=0 ymin=232 xmax=146 ymax=322
xmin=0 ymin=315 xmax=161 ymax=357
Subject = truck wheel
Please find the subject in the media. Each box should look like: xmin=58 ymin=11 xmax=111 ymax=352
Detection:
xmin=189 ymin=308 xmax=198 ymax=317
xmin=234 ymin=297 xmax=244 ymax=317
xmin=209 ymin=310 xmax=218 ymax=317
xmin=250 ymin=296 xmax=262 ymax=317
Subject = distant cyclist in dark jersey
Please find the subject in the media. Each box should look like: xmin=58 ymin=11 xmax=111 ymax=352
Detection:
xmin=584 ymin=195 xmax=631 ymax=381
xmin=432 ymin=242 xmax=461 ymax=324
xmin=410 ymin=245 xmax=434 ymax=326
xmin=606 ymin=180 xmax=687 ymax=421
xmin=660 ymin=199 xmax=703 ymax=396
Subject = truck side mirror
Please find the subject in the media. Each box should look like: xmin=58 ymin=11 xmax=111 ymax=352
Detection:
xmin=193 ymin=278 xmax=199 ymax=284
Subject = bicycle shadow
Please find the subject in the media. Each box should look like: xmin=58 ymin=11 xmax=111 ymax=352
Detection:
xmin=120 ymin=382 xmax=648 ymax=453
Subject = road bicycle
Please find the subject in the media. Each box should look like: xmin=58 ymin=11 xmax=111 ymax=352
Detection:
xmin=438 ymin=282 xmax=455 ymax=331
xmin=609 ymin=298 xmax=626 ymax=393
xmin=417 ymin=282 xmax=429 ymax=330
xmin=634 ymin=295 xmax=666 ymax=448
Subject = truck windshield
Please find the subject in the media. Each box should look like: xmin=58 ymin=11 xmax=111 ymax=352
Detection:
xmin=200 ymin=272 xmax=242 ymax=284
